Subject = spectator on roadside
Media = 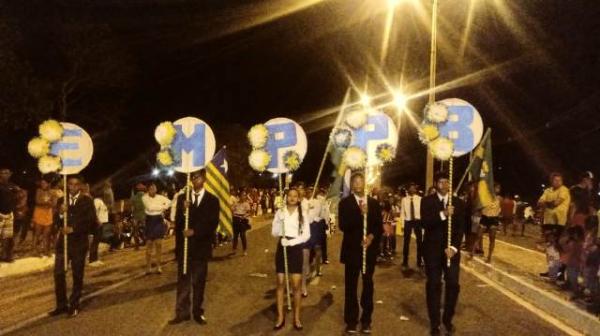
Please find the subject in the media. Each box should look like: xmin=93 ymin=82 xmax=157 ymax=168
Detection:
xmin=569 ymin=171 xmax=594 ymax=228
xmin=14 ymin=185 xmax=29 ymax=246
xmin=559 ymin=226 xmax=584 ymax=300
xmin=473 ymin=183 xmax=502 ymax=264
xmin=538 ymin=172 xmax=571 ymax=238
xmin=32 ymin=178 xmax=55 ymax=257
xmin=501 ymin=193 xmax=516 ymax=236
xmin=0 ymin=166 xmax=17 ymax=262
xmin=130 ymin=183 xmax=147 ymax=250
xmin=583 ymin=218 xmax=599 ymax=302
xmin=89 ymin=190 xmax=108 ymax=267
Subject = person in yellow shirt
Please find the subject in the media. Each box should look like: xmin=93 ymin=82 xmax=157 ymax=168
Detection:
xmin=538 ymin=172 xmax=571 ymax=236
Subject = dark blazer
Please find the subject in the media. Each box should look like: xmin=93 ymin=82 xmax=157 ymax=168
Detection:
xmin=339 ymin=195 xmax=383 ymax=266
xmin=175 ymin=190 xmax=220 ymax=262
xmin=421 ymin=194 xmax=465 ymax=262
xmin=54 ymin=194 xmax=96 ymax=250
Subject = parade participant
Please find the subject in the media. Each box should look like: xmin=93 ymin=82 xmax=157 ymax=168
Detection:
xmin=13 ymin=185 xmax=29 ymax=245
xmin=169 ymin=170 xmax=220 ymax=326
xmin=49 ymin=175 xmax=96 ymax=318
xmin=130 ymin=183 xmax=147 ymax=250
xmin=305 ymin=186 xmax=329 ymax=278
xmin=473 ymin=183 xmax=502 ymax=263
xmin=32 ymin=178 xmax=55 ymax=257
xmin=422 ymin=172 xmax=465 ymax=336
xmin=0 ymin=166 xmax=17 ymax=262
xmin=142 ymin=182 xmax=171 ymax=275
xmin=339 ymin=172 xmax=383 ymax=334
xmin=401 ymin=183 xmax=423 ymax=269
xmin=295 ymin=182 xmax=312 ymax=298
xmin=89 ymin=189 xmax=108 ymax=266
xmin=272 ymin=188 xmax=310 ymax=331
xmin=232 ymin=190 xmax=251 ymax=256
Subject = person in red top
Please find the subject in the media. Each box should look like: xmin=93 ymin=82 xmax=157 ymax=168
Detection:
xmin=500 ymin=193 xmax=516 ymax=236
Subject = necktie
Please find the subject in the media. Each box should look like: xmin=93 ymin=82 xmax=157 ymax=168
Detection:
xmin=410 ymin=197 xmax=415 ymax=221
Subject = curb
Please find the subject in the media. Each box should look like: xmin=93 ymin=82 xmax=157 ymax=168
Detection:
xmin=463 ymin=257 xmax=600 ymax=336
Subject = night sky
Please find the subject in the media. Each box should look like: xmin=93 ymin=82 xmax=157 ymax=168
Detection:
xmin=2 ymin=0 xmax=599 ymax=200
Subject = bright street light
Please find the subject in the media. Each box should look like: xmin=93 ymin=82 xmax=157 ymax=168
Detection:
xmin=360 ymin=94 xmax=371 ymax=108
xmin=152 ymin=168 xmax=160 ymax=176
xmin=393 ymin=90 xmax=407 ymax=111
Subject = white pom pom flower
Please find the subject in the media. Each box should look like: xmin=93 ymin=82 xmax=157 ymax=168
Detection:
xmin=342 ymin=146 xmax=368 ymax=170
xmin=429 ymin=137 xmax=454 ymax=161
xmin=425 ymin=103 xmax=449 ymax=124
xmin=345 ymin=110 xmax=368 ymax=129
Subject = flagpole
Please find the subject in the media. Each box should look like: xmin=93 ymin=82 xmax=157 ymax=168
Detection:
xmin=362 ymin=165 xmax=369 ymax=275
xmin=310 ymin=88 xmax=351 ymax=200
xmin=278 ymin=173 xmax=292 ymax=312
xmin=447 ymin=158 xmax=454 ymax=268
xmin=455 ymin=128 xmax=491 ymax=194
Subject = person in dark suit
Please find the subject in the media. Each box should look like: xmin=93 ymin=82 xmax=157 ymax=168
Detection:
xmin=421 ymin=172 xmax=465 ymax=336
xmin=169 ymin=169 xmax=220 ymax=326
xmin=339 ymin=172 xmax=383 ymax=334
xmin=49 ymin=175 xmax=96 ymax=318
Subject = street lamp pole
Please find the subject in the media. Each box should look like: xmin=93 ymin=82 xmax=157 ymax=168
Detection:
xmin=425 ymin=0 xmax=439 ymax=190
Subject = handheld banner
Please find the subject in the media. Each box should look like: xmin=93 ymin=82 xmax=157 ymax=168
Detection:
xmin=349 ymin=110 xmax=398 ymax=165
xmin=170 ymin=117 xmax=216 ymax=173
xmin=264 ymin=117 xmax=307 ymax=174
xmin=50 ymin=123 xmax=94 ymax=175
xmin=436 ymin=98 xmax=483 ymax=157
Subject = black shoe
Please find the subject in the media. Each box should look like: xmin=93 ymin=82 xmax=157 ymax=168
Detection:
xmin=48 ymin=307 xmax=68 ymax=317
xmin=194 ymin=315 xmax=207 ymax=325
xmin=68 ymin=308 xmax=80 ymax=318
xmin=168 ymin=316 xmax=190 ymax=325
xmin=361 ymin=324 xmax=372 ymax=334
xmin=346 ymin=325 xmax=359 ymax=334
xmin=274 ymin=317 xmax=286 ymax=330
xmin=294 ymin=321 xmax=303 ymax=331
xmin=539 ymin=272 xmax=550 ymax=278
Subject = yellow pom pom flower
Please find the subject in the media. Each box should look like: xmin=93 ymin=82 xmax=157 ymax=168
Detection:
xmin=418 ymin=124 xmax=440 ymax=144
xmin=283 ymin=150 xmax=301 ymax=172
xmin=429 ymin=137 xmax=454 ymax=161
xmin=28 ymin=137 xmax=50 ymax=158
xmin=248 ymin=149 xmax=271 ymax=172
xmin=39 ymin=120 xmax=63 ymax=143
xmin=157 ymin=150 xmax=174 ymax=167
xmin=342 ymin=146 xmax=367 ymax=170
xmin=38 ymin=155 xmax=62 ymax=174
xmin=247 ymin=124 xmax=269 ymax=149
xmin=154 ymin=122 xmax=177 ymax=147
xmin=376 ymin=144 xmax=395 ymax=163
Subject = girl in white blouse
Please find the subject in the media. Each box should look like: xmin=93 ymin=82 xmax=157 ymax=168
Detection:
xmin=271 ymin=188 xmax=310 ymax=331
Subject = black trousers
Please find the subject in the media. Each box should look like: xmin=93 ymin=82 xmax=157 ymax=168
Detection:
xmin=403 ymin=220 xmax=423 ymax=266
xmin=54 ymin=238 xmax=87 ymax=310
xmin=344 ymin=262 xmax=375 ymax=327
xmin=425 ymin=254 xmax=460 ymax=330
xmin=13 ymin=218 xmax=29 ymax=243
xmin=175 ymin=259 xmax=208 ymax=319
xmin=232 ymin=217 xmax=248 ymax=251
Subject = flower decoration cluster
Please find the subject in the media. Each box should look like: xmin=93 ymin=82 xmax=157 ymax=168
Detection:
xmin=419 ymin=102 xmax=454 ymax=161
xmin=247 ymin=124 xmax=303 ymax=172
xmin=28 ymin=120 xmax=64 ymax=174
xmin=154 ymin=121 xmax=178 ymax=167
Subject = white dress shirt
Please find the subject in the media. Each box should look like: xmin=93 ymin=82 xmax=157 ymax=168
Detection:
xmin=272 ymin=206 xmax=310 ymax=247
xmin=306 ymin=195 xmax=329 ymax=224
xmin=94 ymin=198 xmax=109 ymax=224
xmin=401 ymin=194 xmax=422 ymax=221
xmin=142 ymin=193 xmax=171 ymax=216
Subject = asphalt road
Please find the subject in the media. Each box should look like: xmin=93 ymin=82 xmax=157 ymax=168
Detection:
xmin=1 ymin=216 xmax=566 ymax=336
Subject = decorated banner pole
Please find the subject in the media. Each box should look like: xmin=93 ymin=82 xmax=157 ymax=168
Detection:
xmin=28 ymin=120 xmax=94 ymax=273
xmin=278 ymin=173 xmax=292 ymax=312
xmin=154 ymin=117 xmax=216 ymax=275
xmin=183 ymin=173 xmax=191 ymax=274
xmin=419 ymin=98 xmax=484 ymax=268
xmin=362 ymin=165 xmax=369 ymax=275
xmin=62 ymin=174 xmax=68 ymax=272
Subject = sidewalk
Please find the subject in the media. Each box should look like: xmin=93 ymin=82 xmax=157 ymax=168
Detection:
xmin=465 ymin=235 xmax=600 ymax=335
